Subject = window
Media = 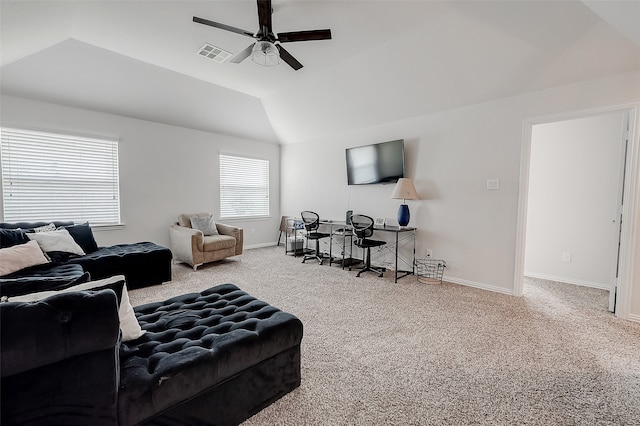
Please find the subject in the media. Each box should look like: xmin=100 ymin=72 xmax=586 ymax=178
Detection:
xmin=1 ymin=127 xmax=121 ymax=225
xmin=219 ymin=154 xmax=269 ymax=218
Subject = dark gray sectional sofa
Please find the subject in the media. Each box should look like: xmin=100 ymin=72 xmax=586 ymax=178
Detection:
xmin=1 ymin=283 xmax=303 ymax=425
xmin=0 ymin=221 xmax=172 ymax=292
xmin=1 ymin=221 xmax=303 ymax=425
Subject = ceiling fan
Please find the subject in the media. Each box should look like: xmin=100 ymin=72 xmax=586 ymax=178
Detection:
xmin=193 ymin=0 xmax=331 ymax=70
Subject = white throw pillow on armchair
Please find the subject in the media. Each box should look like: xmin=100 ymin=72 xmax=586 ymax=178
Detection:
xmin=190 ymin=214 xmax=219 ymax=236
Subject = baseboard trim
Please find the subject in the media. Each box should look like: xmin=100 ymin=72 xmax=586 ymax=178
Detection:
xmin=443 ymin=275 xmax=516 ymax=296
xmin=628 ymin=314 xmax=640 ymax=324
xmin=246 ymin=242 xmax=280 ymax=250
xmin=524 ymin=273 xmax=609 ymax=290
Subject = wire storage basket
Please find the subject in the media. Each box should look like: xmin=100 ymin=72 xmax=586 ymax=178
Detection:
xmin=415 ymin=256 xmax=446 ymax=284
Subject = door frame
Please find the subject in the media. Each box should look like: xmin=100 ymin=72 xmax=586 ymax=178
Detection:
xmin=514 ymin=104 xmax=639 ymax=319
xmin=610 ymin=112 xmax=630 ymax=312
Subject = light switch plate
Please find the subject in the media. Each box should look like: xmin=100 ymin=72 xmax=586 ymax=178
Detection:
xmin=486 ymin=179 xmax=500 ymax=190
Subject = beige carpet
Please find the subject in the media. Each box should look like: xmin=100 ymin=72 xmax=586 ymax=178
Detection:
xmin=129 ymin=246 xmax=640 ymax=425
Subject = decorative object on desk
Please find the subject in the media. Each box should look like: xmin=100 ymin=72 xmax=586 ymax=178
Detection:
xmin=375 ymin=217 xmax=386 ymax=227
xmin=390 ymin=178 xmax=419 ymax=226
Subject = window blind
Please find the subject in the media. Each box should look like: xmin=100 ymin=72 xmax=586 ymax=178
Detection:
xmin=1 ymin=127 xmax=121 ymax=225
xmin=219 ymin=154 xmax=269 ymax=218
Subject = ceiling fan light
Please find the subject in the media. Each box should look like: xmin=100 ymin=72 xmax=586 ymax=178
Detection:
xmin=251 ymin=41 xmax=280 ymax=67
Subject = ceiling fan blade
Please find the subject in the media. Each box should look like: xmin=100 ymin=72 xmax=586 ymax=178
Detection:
xmin=257 ymin=0 xmax=273 ymax=35
xmin=193 ymin=16 xmax=255 ymax=39
xmin=277 ymin=44 xmax=303 ymax=70
xmin=277 ymin=29 xmax=332 ymax=43
xmin=231 ymin=43 xmax=256 ymax=63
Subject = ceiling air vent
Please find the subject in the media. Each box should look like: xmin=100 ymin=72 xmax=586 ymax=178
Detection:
xmin=197 ymin=43 xmax=232 ymax=63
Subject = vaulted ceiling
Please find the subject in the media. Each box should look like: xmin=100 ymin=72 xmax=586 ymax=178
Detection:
xmin=2 ymin=1 xmax=639 ymax=144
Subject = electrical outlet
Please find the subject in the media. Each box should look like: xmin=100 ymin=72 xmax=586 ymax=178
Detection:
xmin=486 ymin=179 xmax=500 ymax=190
xmin=562 ymin=252 xmax=572 ymax=262
xmin=251 ymin=228 xmax=255 ymax=235
xmin=426 ymin=249 xmax=433 ymax=257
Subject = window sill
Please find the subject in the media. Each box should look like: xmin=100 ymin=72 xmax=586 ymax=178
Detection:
xmin=92 ymin=224 xmax=125 ymax=231
xmin=218 ymin=216 xmax=272 ymax=222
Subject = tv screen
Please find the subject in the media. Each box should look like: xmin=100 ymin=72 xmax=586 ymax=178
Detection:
xmin=346 ymin=139 xmax=405 ymax=185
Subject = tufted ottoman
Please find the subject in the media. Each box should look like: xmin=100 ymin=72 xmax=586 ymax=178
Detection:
xmin=118 ymin=283 xmax=303 ymax=425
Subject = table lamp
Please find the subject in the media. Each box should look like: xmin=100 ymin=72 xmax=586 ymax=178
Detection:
xmin=390 ymin=178 xmax=419 ymax=226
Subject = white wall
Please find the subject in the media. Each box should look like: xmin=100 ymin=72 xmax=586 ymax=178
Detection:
xmin=525 ymin=113 xmax=624 ymax=289
xmin=0 ymin=95 xmax=280 ymax=248
xmin=280 ymin=71 xmax=640 ymax=309
xmin=281 ymin=97 xmax=523 ymax=293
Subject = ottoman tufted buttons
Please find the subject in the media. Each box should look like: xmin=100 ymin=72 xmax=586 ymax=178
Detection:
xmin=58 ymin=311 xmax=73 ymax=323
xmin=118 ymin=283 xmax=303 ymax=426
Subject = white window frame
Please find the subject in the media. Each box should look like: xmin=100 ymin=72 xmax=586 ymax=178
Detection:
xmin=1 ymin=127 xmax=121 ymax=226
xmin=219 ymin=154 xmax=270 ymax=219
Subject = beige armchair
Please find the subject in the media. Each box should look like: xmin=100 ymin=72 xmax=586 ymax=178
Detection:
xmin=169 ymin=213 xmax=243 ymax=271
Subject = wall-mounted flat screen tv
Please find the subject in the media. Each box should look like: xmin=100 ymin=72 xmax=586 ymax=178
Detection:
xmin=346 ymin=139 xmax=405 ymax=185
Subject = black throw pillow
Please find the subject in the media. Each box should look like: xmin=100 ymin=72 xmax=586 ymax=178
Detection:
xmin=61 ymin=223 xmax=99 ymax=253
xmin=0 ymin=229 xmax=30 ymax=248
xmin=46 ymin=251 xmax=81 ymax=263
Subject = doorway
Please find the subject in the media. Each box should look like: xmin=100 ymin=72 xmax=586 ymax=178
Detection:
xmin=514 ymin=105 xmax=639 ymax=319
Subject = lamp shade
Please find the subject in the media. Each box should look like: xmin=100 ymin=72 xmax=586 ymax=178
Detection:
xmin=251 ymin=41 xmax=280 ymax=67
xmin=390 ymin=178 xmax=419 ymax=201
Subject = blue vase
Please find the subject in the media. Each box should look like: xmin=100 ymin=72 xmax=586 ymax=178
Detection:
xmin=397 ymin=204 xmax=410 ymax=226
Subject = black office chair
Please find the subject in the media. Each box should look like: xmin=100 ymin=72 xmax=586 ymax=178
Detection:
xmin=350 ymin=214 xmax=387 ymax=277
xmin=301 ymin=211 xmax=331 ymax=265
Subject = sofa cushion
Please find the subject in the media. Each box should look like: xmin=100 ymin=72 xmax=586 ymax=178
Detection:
xmin=1 ymin=221 xmax=74 ymax=230
xmin=203 ymin=234 xmax=237 ymax=252
xmin=0 ymin=264 xmax=90 ymax=298
xmin=0 ymin=241 xmax=49 ymax=277
xmin=66 ymin=242 xmax=172 ymax=289
xmin=1 ymin=289 xmax=121 ymax=426
xmin=0 ymin=229 xmax=31 ymax=248
xmin=118 ymin=284 xmax=303 ymax=426
xmin=10 ymin=275 xmax=145 ymax=342
xmin=1 ymin=289 xmax=121 ymax=377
